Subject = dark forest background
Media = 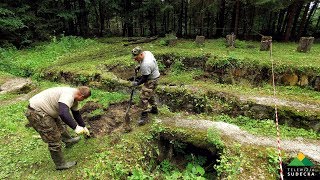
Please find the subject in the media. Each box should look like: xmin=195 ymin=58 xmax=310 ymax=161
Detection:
xmin=1 ymin=0 xmax=319 ymax=47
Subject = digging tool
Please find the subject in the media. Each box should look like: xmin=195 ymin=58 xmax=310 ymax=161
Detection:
xmin=124 ymin=68 xmax=138 ymax=132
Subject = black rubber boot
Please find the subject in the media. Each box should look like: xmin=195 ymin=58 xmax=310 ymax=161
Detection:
xmin=61 ymin=131 xmax=80 ymax=148
xmin=49 ymin=150 xmax=77 ymax=170
xmin=149 ymin=106 xmax=158 ymax=114
xmin=137 ymin=112 xmax=148 ymax=126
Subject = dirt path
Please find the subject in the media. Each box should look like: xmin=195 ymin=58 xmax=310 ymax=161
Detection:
xmin=157 ymin=117 xmax=320 ymax=164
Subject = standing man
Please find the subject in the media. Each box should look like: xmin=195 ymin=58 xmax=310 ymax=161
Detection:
xmin=25 ymin=86 xmax=91 ymax=170
xmin=131 ymin=46 xmax=160 ymax=126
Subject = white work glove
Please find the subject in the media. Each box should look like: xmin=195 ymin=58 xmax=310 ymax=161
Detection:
xmin=83 ymin=127 xmax=90 ymax=136
xmin=135 ymin=65 xmax=140 ymax=73
xmin=74 ymin=125 xmax=85 ymax=135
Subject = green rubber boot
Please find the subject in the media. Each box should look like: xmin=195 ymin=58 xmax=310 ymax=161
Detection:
xmin=49 ymin=150 xmax=77 ymax=170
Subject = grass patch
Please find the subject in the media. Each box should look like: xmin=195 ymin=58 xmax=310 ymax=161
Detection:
xmin=83 ymin=88 xmax=128 ymax=108
xmin=0 ymin=80 xmax=130 ymax=179
xmin=212 ymin=114 xmax=319 ymax=139
xmin=0 ymin=36 xmax=98 ymax=77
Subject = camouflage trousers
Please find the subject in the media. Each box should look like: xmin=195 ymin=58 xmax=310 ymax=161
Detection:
xmin=140 ymin=78 xmax=159 ymax=112
xmin=25 ymin=106 xmax=67 ymax=152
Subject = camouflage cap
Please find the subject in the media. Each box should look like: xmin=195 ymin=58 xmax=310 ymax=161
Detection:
xmin=131 ymin=46 xmax=142 ymax=58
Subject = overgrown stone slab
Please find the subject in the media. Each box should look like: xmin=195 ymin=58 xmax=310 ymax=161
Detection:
xmin=0 ymin=78 xmax=33 ymax=94
xmin=297 ymin=37 xmax=314 ymax=53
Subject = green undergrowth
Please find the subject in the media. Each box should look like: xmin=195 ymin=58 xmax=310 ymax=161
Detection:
xmin=86 ymin=88 xmax=128 ymax=108
xmin=1 ymin=36 xmax=320 ymax=80
xmin=0 ymin=36 xmax=98 ymax=77
xmin=0 ymin=71 xmax=14 ymax=84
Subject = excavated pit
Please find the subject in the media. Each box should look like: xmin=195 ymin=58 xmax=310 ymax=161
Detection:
xmin=157 ymin=134 xmax=220 ymax=178
xmin=79 ymin=101 xmax=221 ymax=177
xmin=80 ymin=101 xmax=140 ymax=137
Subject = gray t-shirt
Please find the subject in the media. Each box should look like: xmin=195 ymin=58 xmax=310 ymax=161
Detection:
xmin=29 ymin=87 xmax=79 ymax=118
xmin=140 ymin=51 xmax=160 ymax=79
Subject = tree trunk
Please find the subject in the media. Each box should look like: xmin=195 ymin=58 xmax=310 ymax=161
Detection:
xmin=284 ymin=1 xmax=299 ymax=41
xmin=316 ymin=16 xmax=320 ymax=29
xmin=297 ymin=2 xmax=310 ymax=39
xmin=290 ymin=1 xmax=303 ymax=38
xmin=154 ymin=7 xmax=157 ymax=35
xmin=77 ymin=0 xmax=89 ymax=37
xmin=234 ymin=0 xmax=240 ymax=35
xmin=184 ymin=0 xmax=188 ymax=36
xmin=177 ymin=0 xmax=183 ymax=37
xmin=247 ymin=5 xmax=255 ymax=38
xmin=267 ymin=12 xmax=273 ymax=34
xmin=216 ymin=0 xmax=225 ymax=37
xmin=303 ymin=0 xmax=319 ymax=35
xmin=148 ymin=10 xmax=154 ymax=36
xmin=64 ymin=0 xmax=75 ymax=35
xmin=123 ymin=0 xmax=133 ymax=37
xmin=271 ymin=12 xmax=278 ymax=35
xmin=276 ymin=9 xmax=286 ymax=35
xmin=200 ymin=0 xmax=204 ymax=35
xmin=99 ymin=0 xmax=105 ymax=37
xmin=280 ymin=8 xmax=289 ymax=37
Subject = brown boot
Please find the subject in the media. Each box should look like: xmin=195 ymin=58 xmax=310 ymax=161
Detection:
xmin=49 ymin=150 xmax=77 ymax=170
xmin=137 ymin=112 xmax=148 ymax=126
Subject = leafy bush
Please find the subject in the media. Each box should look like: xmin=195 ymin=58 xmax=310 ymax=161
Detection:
xmin=214 ymin=144 xmax=243 ymax=179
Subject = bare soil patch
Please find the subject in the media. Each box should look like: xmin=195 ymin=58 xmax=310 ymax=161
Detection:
xmin=80 ymin=101 xmax=140 ymax=137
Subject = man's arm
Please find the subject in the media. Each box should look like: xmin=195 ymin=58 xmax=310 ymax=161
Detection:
xmin=71 ymin=110 xmax=86 ymax=127
xmin=133 ymin=74 xmax=149 ymax=86
xmin=58 ymin=102 xmax=77 ymax=129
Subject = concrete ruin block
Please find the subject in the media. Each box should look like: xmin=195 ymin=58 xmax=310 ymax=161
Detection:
xmin=314 ymin=76 xmax=320 ymax=91
xmin=297 ymin=37 xmax=314 ymax=53
xmin=164 ymin=33 xmax=178 ymax=46
xmin=281 ymin=73 xmax=298 ymax=86
xmin=260 ymin=36 xmax=272 ymax=51
xmin=298 ymin=75 xmax=309 ymax=87
xmin=0 ymin=78 xmax=33 ymax=94
xmin=226 ymin=34 xmax=236 ymax=48
xmin=195 ymin=36 xmax=205 ymax=45
xmin=167 ymin=38 xmax=178 ymax=46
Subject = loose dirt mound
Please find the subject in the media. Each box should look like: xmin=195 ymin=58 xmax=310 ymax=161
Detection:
xmin=80 ymin=101 xmax=140 ymax=137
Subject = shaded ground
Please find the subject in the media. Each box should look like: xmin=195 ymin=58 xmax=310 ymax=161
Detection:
xmin=158 ymin=117 xmax=320 ymax=164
